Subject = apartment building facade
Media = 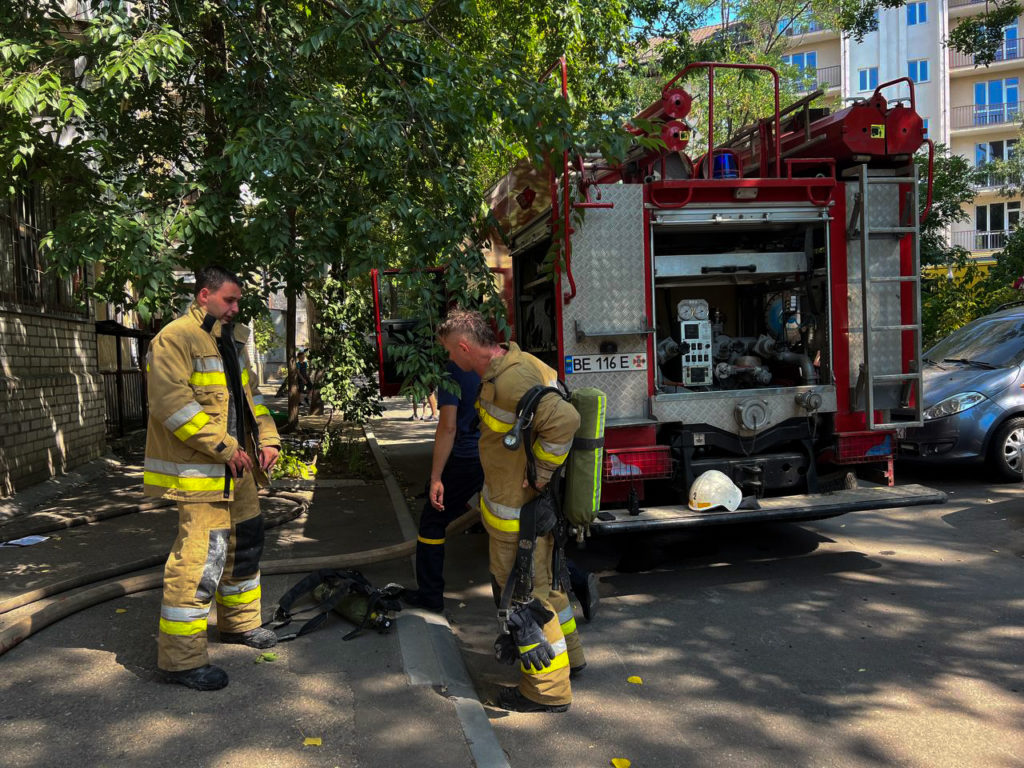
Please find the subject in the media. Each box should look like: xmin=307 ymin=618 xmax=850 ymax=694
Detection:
xmin=782 ymin=0 xmax=1023 ymax=265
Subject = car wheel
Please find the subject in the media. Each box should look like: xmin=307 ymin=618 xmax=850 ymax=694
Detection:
xmin=988 ymin=416 xmax=1024 ymax=481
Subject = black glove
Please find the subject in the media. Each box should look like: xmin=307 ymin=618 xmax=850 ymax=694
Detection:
xmin=508 ymin=599 xmax=556 ymax=671
xmin=494 ymin=632 xmax=518 ymax=665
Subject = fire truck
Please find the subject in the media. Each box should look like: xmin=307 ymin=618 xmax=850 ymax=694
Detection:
xmin=373 ymin=61 xmax=947 ymax=534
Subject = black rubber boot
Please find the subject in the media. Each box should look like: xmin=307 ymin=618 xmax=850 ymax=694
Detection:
xmin=162 ymin=664 xmax=229 ymax=691
xmin=219 ymin=627 xmax=278 ymax=649
xmin=495 ymin=686 xmax=570 ymax=713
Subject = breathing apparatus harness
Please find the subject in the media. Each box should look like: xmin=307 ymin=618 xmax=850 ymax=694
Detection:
xmin=493 ymin=383 xmax=578 ymax=670
xmin=265 ymin=569 xmax=405 ymax=642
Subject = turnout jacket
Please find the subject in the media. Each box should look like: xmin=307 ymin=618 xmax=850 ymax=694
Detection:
xmin=143 ymin=303 xmax=281 ymax=502
xmin=476 ymin=343 xmax=580 ymax=541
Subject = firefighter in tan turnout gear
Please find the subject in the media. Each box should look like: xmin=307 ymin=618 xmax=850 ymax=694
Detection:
xmin=438 ymin=309 xmax=583 ymax=713
xmin=145 ymin=266 xmax=282 ymax=691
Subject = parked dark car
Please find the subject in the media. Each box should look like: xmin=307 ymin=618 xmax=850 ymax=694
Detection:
xmin=899 ymin=303 xmax=1024 ymax=480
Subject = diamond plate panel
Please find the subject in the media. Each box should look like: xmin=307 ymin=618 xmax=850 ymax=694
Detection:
xmin=561 ymin=185 xmax=649 ymax=418
xmin=845 ymin=180 xmax=905 ymax=408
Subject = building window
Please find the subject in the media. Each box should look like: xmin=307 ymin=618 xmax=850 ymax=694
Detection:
xmin=907 ymin=2 xmax=927 ymax=25
xmin=908 ymin=59 xmax=930 ymax=83
xmin=975 ymin=139 xmax=1017 ymax=186
xmin=0 ymin=183 xmax=89 ymax=316
xmin=975 ymin=78 xmax=1021 ymax=125
xmin=922 ymin=118 xmax=929 ymax=137
xmin=858 ymin=67 xmax=879 ymax=91
xmin=975 ymin=201 xmax=1021 ymax=250
xmin=782 ymin=51 xmax=817 ymax=72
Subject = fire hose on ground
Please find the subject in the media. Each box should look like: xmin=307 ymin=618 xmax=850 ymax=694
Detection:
xmin=0 ymin=496 xmax=480 ymax=658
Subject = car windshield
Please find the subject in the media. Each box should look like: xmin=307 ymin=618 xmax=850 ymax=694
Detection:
xmin=926 ymin=316 xmax=1024 ymax=368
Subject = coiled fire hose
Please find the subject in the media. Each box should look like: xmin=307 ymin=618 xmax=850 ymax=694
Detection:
xmin=0 ymin=497 xmax=479 ymax=657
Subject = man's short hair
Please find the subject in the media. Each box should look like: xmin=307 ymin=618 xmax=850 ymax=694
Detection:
xmin=194 ymin=265 xmax=242 ymax=296
xmin=438 ymin=309 xmax=497 ymax=347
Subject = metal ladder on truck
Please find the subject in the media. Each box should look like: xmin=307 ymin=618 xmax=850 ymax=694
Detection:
xmin=849 ymin=163 xmax=925 ymax=430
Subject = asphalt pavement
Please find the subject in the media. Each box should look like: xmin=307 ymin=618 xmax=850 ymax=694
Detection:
xmin=0 ymin=393 xmax=506 ymax=768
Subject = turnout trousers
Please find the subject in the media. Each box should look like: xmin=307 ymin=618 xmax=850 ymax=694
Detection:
xmin=157 ymin=469 xmax=265 ymax=672
xmin=416 ymin=455 xmax=484 ymax=609
xmin=488 ymin=525 xmax=574 ymax=707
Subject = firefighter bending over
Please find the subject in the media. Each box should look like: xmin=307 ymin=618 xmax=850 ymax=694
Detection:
xmin=144 ymin=265 xmax=282 ymax=691
xmin=438 ymin=309 xmax=583 ymax=713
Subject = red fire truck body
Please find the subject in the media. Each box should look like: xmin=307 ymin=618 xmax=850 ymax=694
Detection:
xmin=378 ymin=63 xmax=947 ymax=533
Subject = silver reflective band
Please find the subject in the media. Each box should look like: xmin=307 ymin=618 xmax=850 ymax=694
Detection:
xmin=144 ymin=458 xmax=226 ymax=478
xmin=163 ymin=401 xmax=203 ymax=433
xmin=217 ymin=576 xmax=260 ymax=596
xmin=161 ymin=605 xmax=210 ymax=622
xmin=478 ymin=398 xmax=516 ymax=425
xmin=481 ymin=487 xmax=521 ymax=520
xmin=537 ymin=438 xmax=572 ymax=457
xmin=192 ymin=357 xmax=225 ymax=372
xmin=557 ymin=605 xmax=574 ymax=623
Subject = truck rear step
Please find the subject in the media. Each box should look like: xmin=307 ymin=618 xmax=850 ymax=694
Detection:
xmin=590 ymin=484 xmax=946 ymax=534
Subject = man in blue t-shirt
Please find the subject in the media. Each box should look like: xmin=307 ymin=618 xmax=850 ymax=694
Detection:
xmin=404 ymin=361 xmax=484 ymax=613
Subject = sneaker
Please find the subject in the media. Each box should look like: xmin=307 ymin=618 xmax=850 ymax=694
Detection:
xmin=495 ymin=686 xmax=570 ymax=713
xmin=424 ymin=414 xmax=437 ymax=421
xmin=402 ymin=591 xmax=444 ymax=614
xmin=407 ymin=414 xmax=418 ymax=421
xmin=161 ymin=664 xmax=229 ymax=691
xmin=219 ymin=627 xmax=278 ymax=649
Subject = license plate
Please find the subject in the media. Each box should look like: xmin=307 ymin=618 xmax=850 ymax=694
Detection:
xmin=564 ymin=353 xmax=647 ymax=374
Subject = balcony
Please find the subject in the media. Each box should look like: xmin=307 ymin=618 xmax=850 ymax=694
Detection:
xmin=950 ymin=39 xmax=1023 ymax=69
xmin=973 ymin=168 xmax=1022 ymax=190
xmin=951 ymin=229 xmax=1014 ymax=251
xmin=949 ymin=0 xmax=987 ymax=8
xmin=787 ymin=65 xmax=842 ymax=93
xmin=781 ymin=19 xmax=825 ymax=36
xmin=951 ymin=102 xmax=1023 ymax=130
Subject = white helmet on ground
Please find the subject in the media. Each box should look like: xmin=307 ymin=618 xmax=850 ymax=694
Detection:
xmin=688 ymin=470 xmax=742 ymax=512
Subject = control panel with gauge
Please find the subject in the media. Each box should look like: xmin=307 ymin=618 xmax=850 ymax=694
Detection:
xmin=677 ymin=299 xmax=714 ymax=386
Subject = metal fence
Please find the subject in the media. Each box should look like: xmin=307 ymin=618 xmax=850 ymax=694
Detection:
xmin=951 ymin=102 xmax=1023 ymax=130
xmin=101 ymin=370 xmax=147 ymax=437
xmin=0 ymin=185 xmax=89 ymax=316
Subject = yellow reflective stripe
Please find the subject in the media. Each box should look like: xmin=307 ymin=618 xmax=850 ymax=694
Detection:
xmin=418 ymin=535 xmax=445 ymax=545
xmin=144 ymin=471 xmax=229 ymax=493
xmin=189 ymin=371 xmax=227 ymax=386
xmin=215 ymin=585 xmax=261 ymax=607
xmin=159 ymin=617 xmax=207 ymax=636
xmin=533 ymin=440 xmax=570 ymax=465
xmin=476 ymin=403 xmax=513 ymax=434
xmin=591 ymin=393 xmax=607 ymax=510
xmin=481 ymin=497 xmax=520 ymax=533
xmin=517 ymin=642 xmax=540 ymax=653
xmin=561 ymin=617 xmax=577 ymax=636
xmin=241 ymin=369 xmax=250 ymax=386
xmin=521 ymin=650 xmax=570 ymax=676
xmin=252 ymin=405 xmax=270 ymax=417
xmin=172 ymin=410 xmax=210 ymax=441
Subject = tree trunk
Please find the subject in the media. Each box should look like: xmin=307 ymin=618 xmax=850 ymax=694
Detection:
xmin=282 ymin=206 xmax=300 ymax=434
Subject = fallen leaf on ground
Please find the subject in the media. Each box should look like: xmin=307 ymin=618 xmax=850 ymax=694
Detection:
xmin=627 ymin=676 xmax=643 ymax=685
xmin=255 ymin=652 xmax=279 ymax=663
xmin=304 ymin=737 xmax=322 ymax=747
xmin=612 ymin=759 xmax=631 ymax=768
xmin=115 ymin=608 xmax=127 ymax=614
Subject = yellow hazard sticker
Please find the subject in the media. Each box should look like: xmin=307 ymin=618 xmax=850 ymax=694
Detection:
xmin=871 ymin=124 xmax=885 ymax=139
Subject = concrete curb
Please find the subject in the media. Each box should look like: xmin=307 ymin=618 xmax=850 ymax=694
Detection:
xmin=362 ymin=421 xmax=509 ymax=768
xmin=0 ymin=454 xmax=124 ymax=524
